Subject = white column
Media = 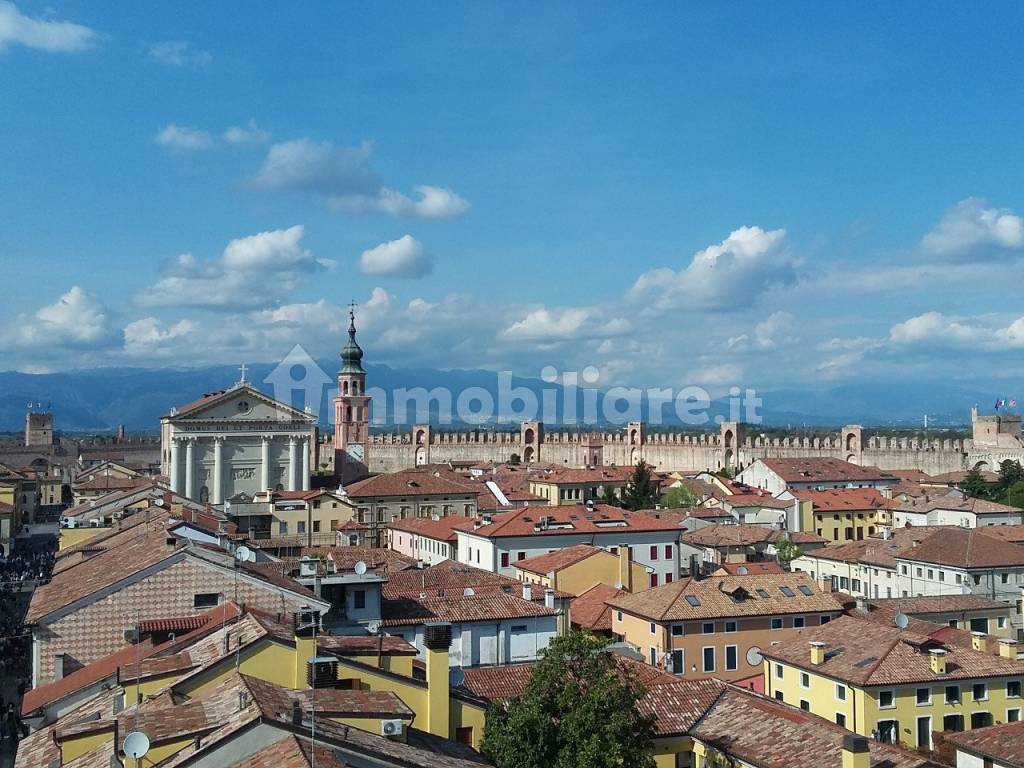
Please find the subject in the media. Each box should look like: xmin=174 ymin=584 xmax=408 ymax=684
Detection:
xmin=184 ymin=439 xmax=195 ymax=500
xmin=260 ymin=436 xmax=270 ymax=490
xmin=169 ymin=439 xmax=181 ymax=493
xmin=287 ymin=437 xmax=298 ymax=492
xmin=301 ymin=438 xmax=310 ymax=491
xmin=212 ymin=437 xmax=223 ymax=505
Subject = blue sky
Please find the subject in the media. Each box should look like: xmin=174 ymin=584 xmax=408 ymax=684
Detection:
xmin=2 ymin=1 xmax=1024 ymax=393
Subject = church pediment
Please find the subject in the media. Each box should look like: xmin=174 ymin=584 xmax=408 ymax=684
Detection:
xmin=171 ymin=384 xmax=312 ymax=423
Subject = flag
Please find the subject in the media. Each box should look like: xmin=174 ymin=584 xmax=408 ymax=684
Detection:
xmin=1011 ymin=399 xmax=1018 ymax=409
xmin=995 ymin=399 xmax=1003 ymax=410
xmin=26 ymin=402 xmax=32 ymax=409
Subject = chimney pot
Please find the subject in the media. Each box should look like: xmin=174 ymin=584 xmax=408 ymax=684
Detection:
xmin=809 ymin=641 xmax=827 ymax=665
xmin=522 ymin=584 xmax=533 ymax=601
xmin=971 ymin=631 xmax=987 ymax=653
xmin=999 ymin=638 xmax=1019 ymax=659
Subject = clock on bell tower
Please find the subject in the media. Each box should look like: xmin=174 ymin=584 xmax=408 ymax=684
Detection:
xmin=334 ymin=303 xmax=370 ymax=482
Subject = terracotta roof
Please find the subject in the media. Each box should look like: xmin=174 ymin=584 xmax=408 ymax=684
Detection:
xmin=800 ymin=526 xmax=940 ymax=568
xmin=762 ymin=614 xmax=1024 ymax=685
xmin=790 ymin=487 xmax=895 ymax=512
xmin=72 ymin=475 xmax=151 ymax=492
xmin=886 ymin=469 xmax=935 ymax=483
xmin=382 ymin=592 xmax=557 ymax=626
xmin=897 ymin=490 xmax=1023 ymax=516
xmin=317 ymin=635 xmax=418 ymax=656
xmin=464 ymin=505 xmax=683 ymax=538
xmin=638 ymin=678 xmax=727 ymax=736
xmin=851 ymin=605 xmax=1002 ymax=654
xmin=757 ymin=458 xmax=895 ymax=484
xmin=929 ymin=470 xmax=1000 ymax=484
xmin=607 ymin=572 xmax=842 ymax=622
xmin=345 ymin=470 xmax=479 ymax=498
xmin=713 ymin=562 xmax=785 ymax=575
xmin=529 ymin=465 xmax=635 ymax=484
xmin=690 ymin=686 xmax=939 ymax=768
xmin=868 ymin=594 xmax=1009 ymax=615
xmin=382 ymin=559 xmax=571 ymax=601
xmin=901 ymin=526 xmax=1024 ymax=568
xmin=679 ymin=523 xmax=777 ymax=547
xmin=980 ymin=523 xmax=1024 ymax=543
xmin=942 ymin=720 xmax=1024 ymax=768
xmin=571 ymin=583 xmax=626 ymax=631
xmin=386 ymin=514 xmax=477 ymax=541
xmin=514 ymin=543 xmax=604 ymax=575
xmin=721 ymin=492 xmax=793 ymax=510
xmin=229 ymin=735 xmax=347 ymax=768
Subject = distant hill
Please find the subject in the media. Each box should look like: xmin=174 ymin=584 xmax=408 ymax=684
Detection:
xmin=0 ymin=363 xmax=989 ymax=432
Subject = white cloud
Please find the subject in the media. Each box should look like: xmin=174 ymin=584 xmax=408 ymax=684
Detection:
xmin=0 ymin=1 xmax=100 ymax=53
xmin=145 ymin=40 xmax=211 ymax=68
xmin=629 ymin=226 xmax=795 ymax=312
xmin=920 ymin=198 xmax=1024 ymax=258
xmin=223 ymin=120 xmax=270 ymax=145
xmin=136 ymin=225 xmax=324 ymax=309
xmin=889 ymin=312 xmax=987 ymax=346
xmin=728 ymin=311 xmax=795 ymax=351
xmin=358 ymin=235 xmax=432 ymax=278
xmin=690 ymin=363 xmax=743 ymax=387
xmin=124 ymin=317 xmax=196 ymax=356
xmin=502 ymin=306 xmax=631 ymax=343
xmin=155 ymin=124 xmax=214 ymax=152
xmin=2 ymin=286 xmax=116 ymax=350
xmin=249 ymin=139 xmax=470 ymax=218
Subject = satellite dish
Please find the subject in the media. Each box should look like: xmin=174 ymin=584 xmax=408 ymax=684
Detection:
xmin=737 ymin=566 xmax=748 ymax=575
xmin=894 ymin=612 xmax=910 ymax=630
xmin=154 ymin=498 xmax=165 ymax=507
xmin=449 ymin=667 xmax=466 ymax=688
xmin=123 ymin=731 xmax=151 ymax=759
xmin=463 ymin=587 xmax=475 ymax=597
xmin=354 ymin=561 xmax=367 ymax=576
xmin=367 ymin=620 xmax=381 ymax=634
xmin=746 ymin=646 xmax=763 ymax=666
xmin=235 ymin=546 xmax=253 ymax=563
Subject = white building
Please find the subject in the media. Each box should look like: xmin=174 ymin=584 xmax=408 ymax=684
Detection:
xmin=386 ymin=515 xmax=477 ymax=566
xmin=160 ymin=381 xmax=316 ymax=504
xmin=737 ymin=457 xmax=896 ymax=496
xmin=892 ymin=489 xmax=1024 ymax=529
xmin=455 ymin=504 xmax=683 ymax=588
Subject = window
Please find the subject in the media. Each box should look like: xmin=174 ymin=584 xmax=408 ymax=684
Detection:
xmin=354 ymin=589 xmax=366 ymax=610
xmin=938 ymin=571 xmax=944 ymax=582
xmin=501 ymin=553 xmax=510 ymax=568
xmin=279 ymin=521 xmax=289 ymax=535
xmin=775 ymin=663 xmax=784 ymax=679
xmin=671 ymin=649 xmax=684 ymax=674
xmin=650 ymin=622 xmax=657 ymax=635
xmin=702 ymin=647 xmax=715 ymax=673
xmin=836 ymin=684 xmax=847 ymax=701
xmin=970 ymin=617 xmax=989 ymax=634
xmin=879 ymin=690 xmax=895 ymax=709
xmin=800 ymin=699 xmax=810 ymax=711
xmin=771 ymin=618 xmax=783 ymax=630
xmin=999 ymin=617 xmax=1008 ymax=629
xmin=297 ymin=521 xmax=306 ymax=534
xmin=1009 ymin=680 xmax=1022 ymax=698
xmin=650 ymin=545 xmax=659 ymax=560
xmin=943 ymin=714 xmax=964 ymax=732
xmin=511 ymin=625 xmax=528 ymax=632
xmin=955 ymin=574 xmax=962 ymax=584
xmin=916 ymin=716 xmax=931 ymax=749
xmin=672 ymin=624 xmax=684 ymax=637
xmin=650 ymin=647 xmax=657 ymax=666
xmin=650 ymin=574 xmax=659 ymax=588
xmin=901 ymin=565 xmax=908 ymax=575
xmin=927 ymin=569 xmax=934 ymax=579
xmin=973 ymin=683 xmax=988 ymax=701
xmin=779 ymin=586 xmax=795 ymax=597
xmin=916 ymin=687 xmax=931 ymax=705
xmin=616 ymin=611 xmax=623 ymax=622
xmin=945 ymin=685 xmax=960 ymax=704
xmin=836 ymin=713 xmax=846 ymax=727
xmin=455 ymin=727 xmax=474 ymax=746
xmin=517 ymin=552 xmax=526 ymax=561
xmin=1003 ymin=573 xmax=1011 ymax=584
xmin=774 ymin=691 xmax=784 ymax=702
xmin=800 ymin=672 xmax=810 ymax=689
xmin=793 ymin=616 xmax=805 ymax=629
xmin=820 ymin=615 xmax=831 ymax=624
xmin=877 ymin=720 xmax=899 ymax=744
xmin=725 ymin=645 xmax=738 ymax=671
xmin=193 ymin=593 xmax=219 ymax=608
xmin=1009 ymin=708 xmax=1021 ymax=723
xmin=665 ymin=573 xmax=674 ymax=584
xmin=971 ymin=711 xmax=993 ymax=729
xmin=702 ymin=622 xmax=715 ymax=634
xmin=664 ymin=545 xmax=673 ymax=559
xmin=725 ymin=620 xmax=737 ymax=633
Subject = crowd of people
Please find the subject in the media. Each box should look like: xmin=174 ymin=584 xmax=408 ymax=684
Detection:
xmin=0 ymin=535 xmax=56 ymax=745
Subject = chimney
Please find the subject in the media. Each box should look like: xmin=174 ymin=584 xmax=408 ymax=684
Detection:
xmin=809 ymin=641 xmax=826 ymax=666
xmin=971 ymin=631 xmax=987 ymax=653
xmin=854 ymin=595 xmax=868 ymax=614
xmin=293 ymin=607 xmax=319 ymax=689
xmin=423 ymin=623 xmax=452 ymax=738
xmin=522 ymin=584 xmax=532 ymax=601
xmin=818 ymin=576 xmax=832 ymax=594
xmin=999 ymin=638 xmax=1018 ymax=659
xmin=544 ymin=588 xmax=555 ymax=610
xmin=929 ymin=648 xmax=947 ymax=675
xmin=618 ymin=544 xmax=633 ymax=593
xmin=841 ymin=734 xmax=870 ymax=768
xmin=53 ymin=653 xmax=66 ymax=681
xmin=291 ymin=700 xmax=302 ymax=725
xmin=166 ymin=535 xmax=178 ymax=553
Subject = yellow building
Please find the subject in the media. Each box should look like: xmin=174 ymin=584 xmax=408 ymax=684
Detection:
xmin=513 ymin=543 xmax=652 ymax=595
xmin=608 ymin=571 xmax=844 ymax=681
xmin=763 ymin=613 xmax=1024 ymax=751
xmin=789 ymin=488 xmax=894 ymax=543
xmin=527 ymin=465 xmax=633 ymax=505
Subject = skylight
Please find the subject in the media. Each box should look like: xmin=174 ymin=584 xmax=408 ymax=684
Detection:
xmin=685 ymin=595 xmax=701 ymax=607
xmin=756 ymin=589 xmax=770 ymax=598
xmin=779 ymin=586 xmax=795 ymax=597
xmin=797 ymin=585 xmax=813 ymax=596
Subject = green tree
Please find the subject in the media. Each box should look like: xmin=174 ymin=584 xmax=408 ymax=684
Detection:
xmin=661 ymin=485 xmax=698 ymax=509
xmin=995 ymin=460 xmax=1024 ymax=501
xmin=1007 ymin=479 xmax=1024 ymax=510
xmin=774 ymin=537 xmax=804 ymax=567
xmin=481 ymin=632 xmax=657 ymax=768
xmin=958 ymin=467 xmax=993 ymax=500
xmin=620 ymin=461 xmax=660 ymax=511
xmin=599 ymin=484 xmax=621 ymax=507
xmin=508 ymin=452 xmax=521 ymax=465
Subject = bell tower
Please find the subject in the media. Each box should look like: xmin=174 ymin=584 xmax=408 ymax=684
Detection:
xmin=334 ymin=304 xmax=370 ymax=482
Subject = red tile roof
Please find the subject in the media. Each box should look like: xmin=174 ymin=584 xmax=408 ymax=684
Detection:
xmin=464 ymin=505 xmax=682 ymax=538
xmin=680 ymin=523 xmax=777 ymax=547
xmin=757 ymin=458 xmax=895 ymax=484
xmin=639 ymin=678 xmax=727 ymax=736
xmin=386 ymin=514 xmax=477 ymax=541
xmin=345 ymin=470 xmax=479 ymax=498
xmin=382 ymin=559 xmax=571 ymax=601
xmin=714 ymin=561 xmax=785 ymax=575
xmin=529 ymin=465 xmax=635 ymax=485
xmin=942 ymin=720 xmax=1024 ymax=767
xmin=790 ymin=487 xmax=895 ymax=512
xmin=570 ymin=583 xmax=625 ymax=631
xmin=514 ymin=543 xmax=604 ymax=575
xmin=381 ymin=592 xmax=557 ymax=626
xmin=902 ymin=526 xmax=1024 ymax=568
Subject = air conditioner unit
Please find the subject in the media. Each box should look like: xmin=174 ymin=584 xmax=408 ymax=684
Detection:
xmin=381 ymin=719 xmax=404 ymax=737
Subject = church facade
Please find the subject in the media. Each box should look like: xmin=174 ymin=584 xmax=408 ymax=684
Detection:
xmin=160 ymin=382 xmax=316 ymax=504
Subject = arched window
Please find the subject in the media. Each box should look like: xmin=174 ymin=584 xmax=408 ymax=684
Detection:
xmin=343 ymin=381 xmax=349 ymax=394
xmin=199 ymin=486 xmax=210 ymax=503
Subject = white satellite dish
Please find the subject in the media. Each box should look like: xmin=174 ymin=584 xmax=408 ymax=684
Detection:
xmin=745 ymin=646 xmax=763 ymax=666
xmin=367 ymin=620 xmax=381 ymax=634
xmin=463 ymin=587 xmax=475 ymax=597
xmin=449 ymin=667 xmax=466 ymax=688
xmin=354 ymin=561 xmax=367 ymax=576
xmin=123 ymin=731 xmax=151 ymax=759
xmin=235 ymin=546 xmax=253 ymax=563
xmin=894 ymin=612 xmax=910 ymax=630
xmin=154 ymin=498 xmax=165 ymax=507
xmin=736 ymin=565 xmax=748 ymax=575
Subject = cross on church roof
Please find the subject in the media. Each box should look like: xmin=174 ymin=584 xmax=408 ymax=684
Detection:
xmin=238 ymin=362 xmax=248 ymax=384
